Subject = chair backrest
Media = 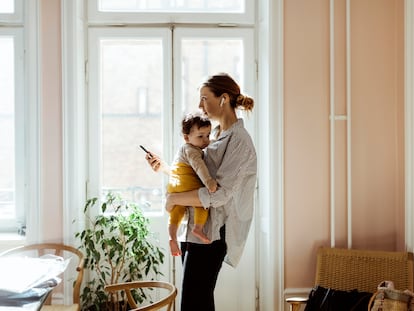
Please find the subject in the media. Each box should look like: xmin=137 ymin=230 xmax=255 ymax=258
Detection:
xmin=315 ymin=247 xmax=414 ymax=293
xmin=105 ymin=280 xmax=177 ymax=311
xmin=0 ymin=243 xmax=84 ymax=308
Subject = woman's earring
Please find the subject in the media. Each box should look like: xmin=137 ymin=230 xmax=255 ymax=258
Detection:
xmin=220 ymin=97 xmax=225 ymax=107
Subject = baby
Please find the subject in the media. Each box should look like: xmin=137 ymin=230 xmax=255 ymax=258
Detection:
xmin=167 ymin=112 xmax=217 ymax=256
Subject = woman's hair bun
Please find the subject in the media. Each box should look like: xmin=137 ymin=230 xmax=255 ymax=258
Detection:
xmin=236 ymin=94 xmax=254 ymax=111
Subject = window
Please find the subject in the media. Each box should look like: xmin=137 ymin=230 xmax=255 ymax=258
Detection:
xmin=97 ymin=0 xmax=245 ymax=13
xmin=0 ymin=1 xmax=14 ymax=13
xmin=173 ymin=27 xmax=255 ymax=147
xmin=0 ymin=3 xmax=24 ymax=233
xmin=0 ymin=0 xmax=23 ymax=23
xmin=87 ymin=0 xmax=254 ymax=24
xmin=86 ymin=1 xmax=256 ymax=212
xmin=84 ymin=11 xmax=257 ymax=306
xmin=0 ymin=0 xmax=38 ymax=236
xmin=87 ymin=28 xmax=255 ymax=214
xmin=88 ymin=28 xmax=171 ymax=212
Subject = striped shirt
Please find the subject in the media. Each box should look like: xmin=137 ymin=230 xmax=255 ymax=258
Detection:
xmin=177 ymin=118 xmax=257 ymax=267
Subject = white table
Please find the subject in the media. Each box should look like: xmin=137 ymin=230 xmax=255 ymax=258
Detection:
xmin=0 ymin=257 xmax=68 ymax=310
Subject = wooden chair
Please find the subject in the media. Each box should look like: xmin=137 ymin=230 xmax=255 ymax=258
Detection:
xmin=0 ymin=243 xmax=84 ymax=311
xmin=105 ymin=280 xmax=177 ymax=311
xmin=286 ymin=247 xmax=414 ymax=311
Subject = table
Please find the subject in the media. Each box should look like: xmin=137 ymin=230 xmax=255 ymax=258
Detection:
xmin=0 ymin=287 xmax=53 ymax=310
xmin=0 ymin=256 xmax=69 ymax=310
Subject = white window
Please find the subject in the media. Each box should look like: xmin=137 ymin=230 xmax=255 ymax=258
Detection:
xmin=0 ymin=2 xmax=23 ymax=233
xmin=0 ymin=0 xmax=39 ymax=236
xmin=78 ymin=2 xmax=257 ymax=309
xmin=97 ymin=0 xmax=245 ymax=12
xmin=86 ymin=0 xmax=256 ymax=212
xmin=87 ymin=0 xmax=254 ymax=24
xmin=88 ymin=27 xmax=255 ymax=213
xmin=88 ymin=28 xmax=172 ymax=212
xmin=0 ymin=0 xmax=23 ymax=23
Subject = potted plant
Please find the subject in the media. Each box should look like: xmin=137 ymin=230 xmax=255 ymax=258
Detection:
xmin=75 ymin=192 xmax=165 ymax=311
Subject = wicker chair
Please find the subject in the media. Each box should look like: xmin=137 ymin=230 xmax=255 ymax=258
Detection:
xmin=0 ymin=243 xmax=84 ymax=311
xmin=105 ymin=280 xmax=177 ymax=311
xmin=286 ymin=247 xmax=414 ymax=311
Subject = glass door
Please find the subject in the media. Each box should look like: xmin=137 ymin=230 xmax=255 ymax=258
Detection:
xmin=88 ymin=26 xmax=256 ymax=310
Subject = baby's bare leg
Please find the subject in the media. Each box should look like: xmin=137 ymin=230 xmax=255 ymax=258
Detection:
xmin=192 ymin=224 xmax=211 ymax=244
xmin=168 ymin=224 xmax=182 ymax=256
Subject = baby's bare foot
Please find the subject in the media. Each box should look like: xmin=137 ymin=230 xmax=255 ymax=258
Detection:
xmin=169 ymin=240 xmax=182 ymax=256
xmin=192 ymin=228 xmax=211 ymax=244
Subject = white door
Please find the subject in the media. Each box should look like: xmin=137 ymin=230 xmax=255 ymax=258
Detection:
xmin=88 ymin=26 xmax=257 ymax=311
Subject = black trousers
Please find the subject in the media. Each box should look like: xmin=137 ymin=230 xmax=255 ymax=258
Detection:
xmin=180 ymin=226 xmax=227 ymax=311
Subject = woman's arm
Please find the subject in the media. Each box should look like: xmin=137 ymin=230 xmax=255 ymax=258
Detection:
xmin=165 ymin=190 xmax=202 ymax=212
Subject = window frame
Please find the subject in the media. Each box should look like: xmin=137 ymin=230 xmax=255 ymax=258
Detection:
xmin=0 ymin=0 xmax=40 ymax=239
xmin=87 ymin=26 xmax=256 ymax=213
xmin=0 ymin=28 xmax=24 ymax=232
xmin=0 ymin=0 xmax=23 ymax=23
xmin=87 ymin=27 xmax=174 ymax=203
xmin=172 ymin=27 xmax=256 ymax=151
xmin=87 ymin=0 xmax=254 ymax=25
xmin=86 ymin=24 xmax=259 ymax=309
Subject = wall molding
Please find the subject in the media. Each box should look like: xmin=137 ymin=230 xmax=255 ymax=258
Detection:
xmin=61 ymin=0 xmax=87 ymax=304
xmin=61 ymin=0 xmax=86 ymax=246
xmin=25 ymin=0 xmax=41 ymax=243
xmin=257 ymin=0 xmax=284 ymax=310
xmin=406 ymin=0 xmax=414 ymax=252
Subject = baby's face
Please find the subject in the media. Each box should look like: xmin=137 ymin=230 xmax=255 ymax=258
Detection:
xmin=186 ymin=125 xmax=211 ymax=149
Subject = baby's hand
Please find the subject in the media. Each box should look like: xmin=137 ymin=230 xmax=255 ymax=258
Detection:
xmin=207 ymin=180 xmax=218 ymax=193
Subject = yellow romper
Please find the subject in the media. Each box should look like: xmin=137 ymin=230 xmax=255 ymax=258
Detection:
xmin=167 ymin=143 xmax=215 ymax=226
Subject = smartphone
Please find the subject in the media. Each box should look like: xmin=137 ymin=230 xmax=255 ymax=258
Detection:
xmin=139 ymin=145 xmax=152 ymax=158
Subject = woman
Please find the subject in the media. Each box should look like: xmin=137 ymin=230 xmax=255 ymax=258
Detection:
xmin=146 ymin=73 xmax=257 ymax=311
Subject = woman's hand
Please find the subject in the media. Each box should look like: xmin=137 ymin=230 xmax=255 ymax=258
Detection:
xmin=145 ymin=151 xmax=171 ymax=175
xmin=145 ymin=151 xmax=162 ymax=172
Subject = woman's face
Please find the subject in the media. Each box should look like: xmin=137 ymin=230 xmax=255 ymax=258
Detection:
xmin=199 ymin=86 xmax=222 ymax=120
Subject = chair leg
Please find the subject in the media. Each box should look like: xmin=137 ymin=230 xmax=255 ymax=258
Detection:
xmin=289 ymin=301 xmax=303 ymax=311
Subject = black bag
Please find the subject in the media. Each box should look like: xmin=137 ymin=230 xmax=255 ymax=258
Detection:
xmin=304 ymin=285 xmax=372 ymax=311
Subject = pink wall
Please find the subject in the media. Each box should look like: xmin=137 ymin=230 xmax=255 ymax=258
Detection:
xmin=40 ymin=0 xmax=63 ymax=241
xmin=351 ymin=0 xmax=405 ymax=251
xmin=284 ymin=0 xmax=331 ymax=287
xmin=284 ymin=0 xmax=405 ymax=289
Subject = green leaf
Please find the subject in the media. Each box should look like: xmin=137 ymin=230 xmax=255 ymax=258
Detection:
xmin=75 ymin=192 xmax=165 ymax=309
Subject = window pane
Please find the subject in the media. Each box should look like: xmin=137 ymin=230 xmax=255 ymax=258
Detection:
xmin=100 ymin=38 xmax=164 ymax=212
xmin=0 ymin=37 xmax=15 ymax=220
xmin=0 ymin=1 xmax=14 ymax=13
xmin=98 ymin=0 xmax=244 ymax=13
xmin=180 ymin=38 xmax=244 ymax=114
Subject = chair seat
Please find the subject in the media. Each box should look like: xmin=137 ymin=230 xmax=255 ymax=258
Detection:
xmin=41 ymin=304 xmax=79 ymax=311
